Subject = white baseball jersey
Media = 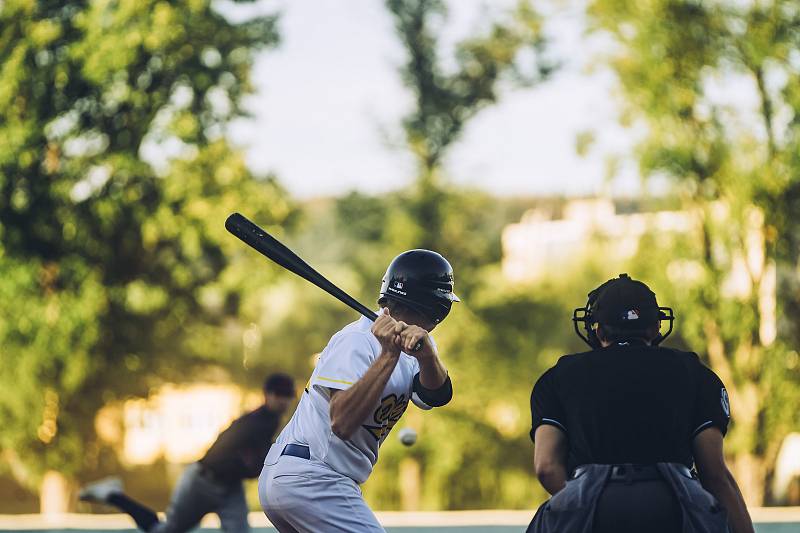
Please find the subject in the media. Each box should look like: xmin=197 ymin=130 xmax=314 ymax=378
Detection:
xmin=272 ymin=315 xmax=434 ymax=484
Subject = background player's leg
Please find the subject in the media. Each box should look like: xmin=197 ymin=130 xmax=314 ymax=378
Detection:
xmin=150 ymin=463 xmax=225 ymax=533
xmin=216 ymin=482 xmax=250 ymax=533
xmin=106 ymin=494 xmax=160 ymax=531
xmin=79 ymin=478 xmax=159 ymax=532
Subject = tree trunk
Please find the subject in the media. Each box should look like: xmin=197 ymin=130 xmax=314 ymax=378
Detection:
xmin=731 ymin=452 xmax=766 ymax=506
xmin=40 ymin=470 xmax=73 ymax=515
xmin=399 ymin=457 xmax=421 ymax=511
xmin=726 ymin=378 xmax=764 ymax=506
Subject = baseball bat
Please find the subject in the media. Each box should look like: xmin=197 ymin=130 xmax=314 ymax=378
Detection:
xmin=225 ymin=213 xmax=423 ymax=351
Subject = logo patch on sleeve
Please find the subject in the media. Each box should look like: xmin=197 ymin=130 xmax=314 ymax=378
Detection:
xmin=720 ymin=388 xmax=730 ymax=417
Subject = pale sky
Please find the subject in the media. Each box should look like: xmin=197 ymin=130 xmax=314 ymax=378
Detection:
xmin=228 ymin=0 xmax=643 ymax=199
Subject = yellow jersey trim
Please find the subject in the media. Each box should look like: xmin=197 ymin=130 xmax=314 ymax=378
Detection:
xmin=316 ymin=376 xmax=354 ymax=386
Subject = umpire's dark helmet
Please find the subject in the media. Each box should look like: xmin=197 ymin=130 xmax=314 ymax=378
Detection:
xmin=379 ymin=250 xmax=459 ymax=324
xmin=572 ymin=273 xmax=675 ymax=349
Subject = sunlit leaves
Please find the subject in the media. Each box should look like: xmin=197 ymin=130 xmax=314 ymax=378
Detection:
xmin=0 ymin=0 xmax=287 ymax=490
xmin=387 ymin=0 xmax=552 ymax=173
xmin=589 ymin=0 xmax=800 ymax=504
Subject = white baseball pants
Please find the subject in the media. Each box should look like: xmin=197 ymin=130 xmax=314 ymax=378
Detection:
xmin=258 ymin=448 xmax=384 ymax=533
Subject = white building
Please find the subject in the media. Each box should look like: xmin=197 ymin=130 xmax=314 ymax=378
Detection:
xmin=501 ymin=198 xmax=692 ymax=282
xmin=95 ymin=384 xmax=256 ymax=466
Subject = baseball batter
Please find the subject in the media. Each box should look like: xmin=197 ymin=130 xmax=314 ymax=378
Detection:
xmin=258 ymin=250 xmax=458 ymax=532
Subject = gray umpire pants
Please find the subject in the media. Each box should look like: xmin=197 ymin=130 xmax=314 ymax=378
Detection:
xmin=153 ymin=462 xmax=249 ymax=533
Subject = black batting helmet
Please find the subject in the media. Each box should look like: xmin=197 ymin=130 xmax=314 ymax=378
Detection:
xmin=379 ymin=249 xmax=459 ymax=325
xmin=572 ymin=273 xmax=675 ymax=348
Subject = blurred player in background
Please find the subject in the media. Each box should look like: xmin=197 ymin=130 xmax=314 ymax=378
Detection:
xmin=528 ymin=274 xmax=753 ymax=533
xmin=79 ymin=373 xmax=296 ymax=533
xmin=259 ymin=250 xmax=458 ymax=532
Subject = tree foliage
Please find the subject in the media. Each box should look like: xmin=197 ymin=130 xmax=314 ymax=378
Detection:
xmin=588 ymin=0 xmax=800 ymax=504
xmin=387 ymin=0 xmax=552 ymax=175
xmin=0 ymin=0 xmax=292 ymax=499
xmin=345 ymin=0 xmax=562 ymax=510
xmin=383 ymin=0 xmax=554 ymax=290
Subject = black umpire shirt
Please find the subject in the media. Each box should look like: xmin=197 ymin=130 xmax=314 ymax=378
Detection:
xmin=199 ymin=405 xmax=280 ymax=483
xmin=530 ymin=340 xmax=730 ymax=473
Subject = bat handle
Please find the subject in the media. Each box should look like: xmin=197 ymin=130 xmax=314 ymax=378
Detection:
xmin=412 ymin=340 xmax=423 ymax=352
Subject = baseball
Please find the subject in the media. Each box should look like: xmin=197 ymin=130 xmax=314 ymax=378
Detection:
xmin=398 ymin=427 xmax=417 ymax=446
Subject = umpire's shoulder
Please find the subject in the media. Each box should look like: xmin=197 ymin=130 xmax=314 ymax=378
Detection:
xmin=654 ymin=346 xmax=720 ymax=377
xmin=553 ymin=349 xmax=594 ymax=368
xmin=655 ymin=345 xmax=703 ymax=363
xmin=533 ymin=351 xmax=584 ymax=383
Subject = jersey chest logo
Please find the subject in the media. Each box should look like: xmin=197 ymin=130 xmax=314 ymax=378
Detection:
xmin=362 ymin=393 xmax=409 ymax=442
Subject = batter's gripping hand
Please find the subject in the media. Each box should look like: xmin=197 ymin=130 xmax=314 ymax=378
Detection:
xmin=371 ymin=308 xmax=404 ymax=357
xmin=397 ymin=324 xmax=435 ymax=360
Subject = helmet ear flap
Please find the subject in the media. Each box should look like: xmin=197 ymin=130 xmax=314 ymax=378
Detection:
xmin=652 ymin=306 xmax=675 ymax=345
xmin=572 ymin=286 xmax=603 ymax=349
xmin=572 ymin=307 xmax=601 ymax=348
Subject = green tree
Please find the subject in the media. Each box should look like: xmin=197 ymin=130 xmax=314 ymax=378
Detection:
xmin=588 ymin=0 xmax=800 ymax=504
xmin=326 ymin=0 xmax=556 ymax=316
xmin=346 ymin=0 xmax=560 ymax=510
xmin=0 ymin=0 xmax=290 ymax=511
xmin=386 ymin=0 xmax=553 ymax=281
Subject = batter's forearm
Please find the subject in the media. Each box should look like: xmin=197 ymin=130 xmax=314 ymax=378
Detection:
xmin=330 ymin=351 xmax=400 ymax=440
xmin=417 ymin=353 xmax=447 ymax=389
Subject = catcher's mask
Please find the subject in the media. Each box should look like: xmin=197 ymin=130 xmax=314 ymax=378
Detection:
xmin=572 ymin=273 xmax=675 ymax=349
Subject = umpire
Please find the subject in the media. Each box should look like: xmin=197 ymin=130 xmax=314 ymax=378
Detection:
xmin=527 ymin=274 xmax=754 ymax=533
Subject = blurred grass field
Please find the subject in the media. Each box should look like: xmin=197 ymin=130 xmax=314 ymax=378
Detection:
xmin=1 ymin=510 xmax=798 ymax=533
xmin=0 ymin=526 xmax=796 ymax=533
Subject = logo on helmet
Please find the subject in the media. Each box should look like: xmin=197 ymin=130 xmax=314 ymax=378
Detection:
xmin=623 ymin=309 xmax=640 ymax=321
xmin=388 ymin=285 xmax=407 ymax=296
